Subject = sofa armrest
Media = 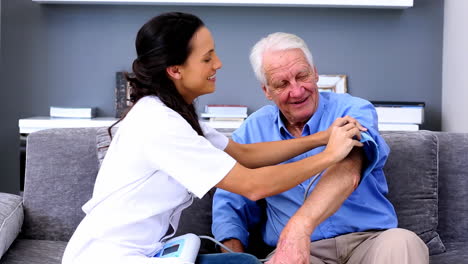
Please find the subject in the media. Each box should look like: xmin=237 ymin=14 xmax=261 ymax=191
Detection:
xmin=0 ymin=192 xmax=23 ymax=258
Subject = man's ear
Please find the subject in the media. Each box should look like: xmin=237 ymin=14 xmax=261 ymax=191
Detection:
xmin=262 ymin=85 xmax=273 ymax=101
xmin=166 ymin=65 xmax=182 ymax=80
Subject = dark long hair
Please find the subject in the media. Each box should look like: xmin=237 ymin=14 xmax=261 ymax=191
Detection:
xmin=110 ymin=12 xmax=205 ymax=136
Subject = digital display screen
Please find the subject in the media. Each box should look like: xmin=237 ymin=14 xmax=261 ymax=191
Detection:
xmin=162 ymin=244 xmax=180 ymax=256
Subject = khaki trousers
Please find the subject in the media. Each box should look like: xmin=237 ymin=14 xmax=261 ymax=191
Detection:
xmin=268 ymin=228 xmax=429 ymax=264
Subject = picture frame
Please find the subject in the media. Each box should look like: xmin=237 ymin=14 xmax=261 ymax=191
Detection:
xmin=115 ymin=72 xmax=133 ymax=118
xmin=317 ymin=74 xmax=348 ymax=93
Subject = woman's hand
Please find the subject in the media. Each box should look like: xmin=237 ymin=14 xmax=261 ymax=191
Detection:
xmin=323 ymin=121 xmax=364 ymax=163
xmin=323 ymin=116 xmax=367 ymax=144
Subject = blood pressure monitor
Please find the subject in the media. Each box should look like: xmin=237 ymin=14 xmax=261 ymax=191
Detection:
xmin=154 ymin=233 xmax=201 ymax=263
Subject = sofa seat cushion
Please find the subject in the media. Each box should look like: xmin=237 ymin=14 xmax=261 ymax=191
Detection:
xmin=429 ymin=242 xmax=468 ymax=264
xmin=0 ymin=193 xmax=23 ymax=259
xmin=0 ymin=239 xmax=66 ymax=264
xmin=381 ymin=131 xmax=445 ymax=255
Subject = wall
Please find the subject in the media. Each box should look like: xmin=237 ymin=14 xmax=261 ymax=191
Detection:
xmin=0 ymin=0 xmax=444 ymax=194
xmin=442 ymin=0 xmax=468 ymax=132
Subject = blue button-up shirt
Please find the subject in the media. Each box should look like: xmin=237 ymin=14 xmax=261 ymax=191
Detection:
xmin=212 ymin=92 xmax=398 ymax=247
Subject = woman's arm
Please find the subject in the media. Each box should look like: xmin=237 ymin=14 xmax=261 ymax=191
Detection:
xmin=224 ymin=116 xmax=365 ymax=169
xmin=216 ymin=121 xmax=364 ymax=201
xmin=224 ymin=130 xmax=327 ymax=169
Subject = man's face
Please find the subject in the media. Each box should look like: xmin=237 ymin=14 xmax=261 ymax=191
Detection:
xmin=262 ymin=48 xmax=319 ymax=125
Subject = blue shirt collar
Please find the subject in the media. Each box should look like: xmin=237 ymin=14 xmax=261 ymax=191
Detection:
xmin=276 ymin=93 xmax=327 ymax=138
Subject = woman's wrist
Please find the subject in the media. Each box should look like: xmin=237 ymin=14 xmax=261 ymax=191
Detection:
xmin=313 ymin=130 xmax=328 ymax=146
xmin=319 ymin=148 xmax=340 ymax=166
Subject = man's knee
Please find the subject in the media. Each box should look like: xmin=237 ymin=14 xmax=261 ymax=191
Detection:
xmin=362 ymin=228 xmax=429 ymax=264
xmin=378 ymin=228 xmax=428 ymax=260
xmin=378 ymin=228 xmax=425 ymax=247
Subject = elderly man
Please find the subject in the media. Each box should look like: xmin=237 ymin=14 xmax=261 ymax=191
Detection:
xmin=212 ymin=32 xmax=429 ymax=264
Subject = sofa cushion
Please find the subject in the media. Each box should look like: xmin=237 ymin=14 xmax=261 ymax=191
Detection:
xmin=0 ymin=239 xmax=67 ymax=264
xmin=435 ymin=132 xmax=468 ymax=244
xmin=0 ymin=193 xmax=23 ymax=259
xmin=22 ymin=128 xmax=99 ymax=241
xmin=174 ymin=188 xmax=218 ymax=254
xmin=428 ymin=242 xmax=468 ymax=264
xmin=381 ymin=131 xmax=445 ymax=255
xmin=96 ymin=126 xmax=120 ymax=167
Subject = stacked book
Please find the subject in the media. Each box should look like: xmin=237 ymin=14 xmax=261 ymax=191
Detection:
xmin=372 ymin=101 xmax=424 ymax=131
xmin=50 ymin=106 xmax=96 ymax=119
xmin=200 ymin=104 xmax=248 ymax=137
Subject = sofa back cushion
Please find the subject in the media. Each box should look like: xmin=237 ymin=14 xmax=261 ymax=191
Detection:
xmin=96 ymin=126 xmax=118 ymax=167
xmin=22 ymin=128 xmax=99 ymax=241
xmin=435 ymin=132 xmax=468 ymax=243
xmin=381 ymin=130 xmax=445 ymax=255
xmin=173 ymin=188 xmax=218 ymax=254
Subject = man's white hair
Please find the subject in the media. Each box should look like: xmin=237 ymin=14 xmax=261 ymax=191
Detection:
xmin=249 ymin=32 xmax=314 ymax=85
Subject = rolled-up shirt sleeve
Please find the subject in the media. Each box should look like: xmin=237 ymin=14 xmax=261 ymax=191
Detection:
xmin=344 ymin=98 xmax=390 ymax=181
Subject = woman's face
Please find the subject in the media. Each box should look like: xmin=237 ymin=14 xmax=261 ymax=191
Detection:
xmin=175 ymin=26 xmax=222 ymax=103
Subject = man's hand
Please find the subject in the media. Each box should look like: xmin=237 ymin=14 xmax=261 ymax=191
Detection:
xmin=221 ymin=238 xmax=244 ymax=253
xmin=266 ymin=216 xmax=311 ymax=264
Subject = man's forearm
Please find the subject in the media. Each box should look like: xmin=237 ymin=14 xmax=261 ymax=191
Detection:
xmin=289 ymin=148 xmax=364 ymax=234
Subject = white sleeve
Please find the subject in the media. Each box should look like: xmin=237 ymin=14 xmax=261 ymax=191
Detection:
xmin=200 ymin=121 xmax=230 ymax=150
xmin=143 ymin=112 xmax=236 ymax=199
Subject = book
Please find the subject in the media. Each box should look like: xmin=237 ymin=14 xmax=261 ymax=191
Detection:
xmin=208 ymin=117 xmax=245 ymax=122
xmin=50 ymin=106 xmax=96 ymax=118
xmin=372 ymin=102 xmax=424 ymax=124
xmin=204 ymin=104 xmax=248 ymax=116
xmin=200 ymin=112 xmax=248 ymax=119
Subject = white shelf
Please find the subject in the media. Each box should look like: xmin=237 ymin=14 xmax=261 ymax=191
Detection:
xmin=32 ymin=0 xmax=413 ymax=9
xmin=19 ymin=116 xmax=119 ymax=134
xmin=378 ymin=123 xmax=419 ymax=131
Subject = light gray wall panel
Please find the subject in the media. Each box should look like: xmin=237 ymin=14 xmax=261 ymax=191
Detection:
xmin=0 ymin=0 xmax=443 ymax=193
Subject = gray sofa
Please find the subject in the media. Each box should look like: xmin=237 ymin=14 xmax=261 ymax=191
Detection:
xmin=0 ymin=128 xmax=467 ymax=263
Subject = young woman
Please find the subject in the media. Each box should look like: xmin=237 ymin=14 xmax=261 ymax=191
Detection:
xmin=62 ymin=12 xmax=365 ymax=264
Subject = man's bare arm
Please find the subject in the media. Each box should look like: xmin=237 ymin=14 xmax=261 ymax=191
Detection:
xmin=294 ymin=147 xmax=364 ymax=231
xmin=267 ymin=148 xmax=364 ymax=264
